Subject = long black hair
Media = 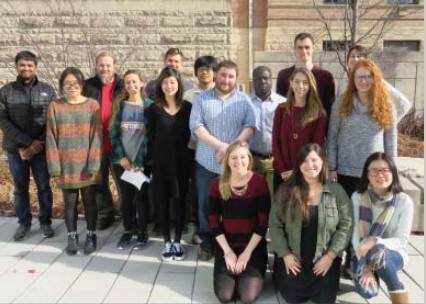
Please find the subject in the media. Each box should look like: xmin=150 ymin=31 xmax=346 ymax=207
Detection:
xmin=154 ymin=67 xmax=184 ymax=108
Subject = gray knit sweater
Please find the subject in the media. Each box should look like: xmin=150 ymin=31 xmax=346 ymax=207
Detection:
xmin=327 ymin=95 xmax=397 ymax=177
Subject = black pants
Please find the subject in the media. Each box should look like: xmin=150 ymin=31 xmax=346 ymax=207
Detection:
xmin=338 ymin=174 xmax=361 ymax=268
xmin=152 ymin=175 xmax=188 ymax=242
xmin=113 ymin=165 xmax=149 ymax=233
xmin=273 ymin=255 xmax=341 ymax=304
xmin=63 ymin=185 xmax=97 ymax=232
xmin=94 ymin=154 xmax=116 ymax=222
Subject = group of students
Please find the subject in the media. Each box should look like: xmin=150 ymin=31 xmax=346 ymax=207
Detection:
xmin=0 ymin=31 xmax=414 ymax=304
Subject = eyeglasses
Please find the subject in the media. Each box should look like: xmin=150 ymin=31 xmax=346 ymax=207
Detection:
xmin=368 ymin=168 xmax=392 ymax=176
xmin=63 ymin=81 xmax=81 ymax=89
xmin=355 ymin=75 xmax=373 ymax=82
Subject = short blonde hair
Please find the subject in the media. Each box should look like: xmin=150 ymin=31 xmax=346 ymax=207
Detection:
xmin=95 ymin=51 xmax=116 ymax=65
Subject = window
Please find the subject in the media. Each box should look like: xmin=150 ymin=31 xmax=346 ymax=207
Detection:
xmin=387 ymin=0 xmax=419 ymax=4
xmin=323 ymin=40 xmax=350 ymax=52
xmin=383 ymin=40 xmax=420 ymax=51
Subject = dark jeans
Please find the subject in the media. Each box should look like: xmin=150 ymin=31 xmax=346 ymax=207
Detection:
xmin=189 ymin=149 xmax=198 ymax=227
xmin=195 ymin=162 xmax=218 ymax=250
xmin=113 ymin=165 xmax=149 ymax=233
xmin=7 ymin=152 xmax=53 ymax=227
xmin=353 ymin=244 xmax=404 ymax=298
xmin=94 ymin=154 xmax=116 ymax=222
xmin=63 ymin=186 xmax=97 ymax=232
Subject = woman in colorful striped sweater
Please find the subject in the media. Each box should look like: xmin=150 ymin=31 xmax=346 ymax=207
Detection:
xmin=208 ymin=140 xmax=271 ymax=304
xmin=46 ymin=67 xmax=102 ymax=256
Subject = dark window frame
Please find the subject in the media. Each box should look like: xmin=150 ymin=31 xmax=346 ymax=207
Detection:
xmin=383 ymin=40 xmax=421 ymax=51
xmin=322 ymin=40 xmax=351 ymax=52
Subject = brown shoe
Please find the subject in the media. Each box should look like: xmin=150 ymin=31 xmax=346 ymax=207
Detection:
xmin=198 ymin=247 xmax=212 ymax=261
xmin=191 ymin=232 xmax=202 ymax=245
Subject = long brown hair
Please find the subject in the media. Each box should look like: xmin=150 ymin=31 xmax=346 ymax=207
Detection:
xmin=109 ymin=69 xmax=146 ymax=130
xmin=340 ymin=59 xmax=393 ymax=129
xmin=218 ymin=140 xmax=253 ymax=200
xmin=280 ymin=67 xmax=326 ymax=127
xmin=281 ymin=143 xmax=328 ymax=224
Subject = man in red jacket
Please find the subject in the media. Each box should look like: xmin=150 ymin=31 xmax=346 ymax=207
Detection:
xmin=83 ymin=51 xmax=123 ymax=230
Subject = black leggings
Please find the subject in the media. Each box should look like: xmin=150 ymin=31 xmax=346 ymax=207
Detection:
xmin=113 ymin=164 xmax=149 ymax=233
xmin=214 ymin=264 xmax=264 ymax=304
xmin=63 ymin=185 xmax=97 ymax=232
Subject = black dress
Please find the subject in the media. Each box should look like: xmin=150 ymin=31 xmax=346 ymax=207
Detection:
xmin=274 ymin=205 xmax=341 ymax=304
xmin=146 ymin=101 xmax=192 ymax=240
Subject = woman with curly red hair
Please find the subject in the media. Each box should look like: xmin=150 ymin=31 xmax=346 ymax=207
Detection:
xmin=327 ymin=58 xmax=396 ymax=196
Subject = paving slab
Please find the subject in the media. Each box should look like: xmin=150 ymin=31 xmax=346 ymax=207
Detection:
xmin=58 ymin=271 xmax=117 ymax=303
xmin=148 ymin=272 xmax=193 ymax=303
xmin=0 ymin=216 xmax=423 ymax=304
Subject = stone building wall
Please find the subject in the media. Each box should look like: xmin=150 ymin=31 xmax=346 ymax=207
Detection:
xmin=0 ymin=0 xmax=233 ymax=92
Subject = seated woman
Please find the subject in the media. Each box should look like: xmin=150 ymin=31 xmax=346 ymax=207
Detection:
xmin=208 ymin=140 xmax=271 ymax=304
xmin=351 ymin=152 xmax=413 ymax=304
xmin=269 ymin=143 xmax=353 ymax=304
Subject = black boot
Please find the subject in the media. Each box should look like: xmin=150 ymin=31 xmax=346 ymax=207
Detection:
xmin=84 ymin=231 xmax=97 ymax=255
xmin=66 ymin=232 xmax=78 ymax=256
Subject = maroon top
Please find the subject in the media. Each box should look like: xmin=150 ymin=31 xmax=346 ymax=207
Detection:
xmin=272 ymin=106 xmax=327 ymax=174
xmin=276 ymin=65 xmax=335 ymax=119
xmin=208 ymin=173 xmax=271 ymax=251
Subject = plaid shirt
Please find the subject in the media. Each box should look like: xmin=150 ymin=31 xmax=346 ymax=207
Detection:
xmin=189 ymin=88 xmax=256 ymax=174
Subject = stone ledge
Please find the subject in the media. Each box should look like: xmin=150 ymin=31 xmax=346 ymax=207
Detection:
xmin=396 ymin=157 xmax=424 ymax=232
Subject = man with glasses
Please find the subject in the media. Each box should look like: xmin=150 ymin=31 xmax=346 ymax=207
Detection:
xmin=0 ymin=50 xmax=56 ymax=241
xmin=183 ymin=55 xmax=218 ymax=245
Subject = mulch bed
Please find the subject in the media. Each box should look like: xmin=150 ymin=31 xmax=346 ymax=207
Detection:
xmin=0 ymin=133 xmax=423 ymax=219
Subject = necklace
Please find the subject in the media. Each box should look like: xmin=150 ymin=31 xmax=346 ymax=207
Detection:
xmin=230 ymin=183 xmax=248 ymax=196
xmin=291 ymin=107 xmax=299 ymax=140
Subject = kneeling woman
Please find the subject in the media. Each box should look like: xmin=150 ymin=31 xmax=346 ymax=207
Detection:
xmin=208 ymin=141 xmax=271 ymax=304
xmin=269 ymin=143 xmax=353 ymax=303
xmin=351 ymin=152 xmax=413 ymax=304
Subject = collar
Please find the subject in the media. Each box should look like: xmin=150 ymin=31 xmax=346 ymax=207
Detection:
xmin=251 ymin=92 xmax=274 ymax=103
xmin=16 ymin=76 xmax=38 ymax=88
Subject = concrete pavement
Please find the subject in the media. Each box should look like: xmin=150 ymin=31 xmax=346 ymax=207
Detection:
xmin=0 ymin=216 xmax=423 ymax=304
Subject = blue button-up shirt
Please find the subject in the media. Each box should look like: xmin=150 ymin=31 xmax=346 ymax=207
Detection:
xmin=248 ymin=92 xmax=286 ymax=155
xmin=190 ymin=88 xmax=256 ymax=174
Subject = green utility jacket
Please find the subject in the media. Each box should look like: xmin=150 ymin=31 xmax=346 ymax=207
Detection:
xmin=269 ymin=181 xmax=353 ymax=262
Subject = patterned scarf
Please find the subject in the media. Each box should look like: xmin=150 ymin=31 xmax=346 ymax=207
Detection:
xmin=359 ymin=189 xmax=396 ymax=239
xmin=357 ymin=189 xmax=397 ymax=272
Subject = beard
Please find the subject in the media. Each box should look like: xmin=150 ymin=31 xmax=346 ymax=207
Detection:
xmin=98 ymin=75 xmax=114 ymax=84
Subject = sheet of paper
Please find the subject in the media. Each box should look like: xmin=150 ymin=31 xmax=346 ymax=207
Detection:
xmin=120 ymin=170 xmax=150 ymax=190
